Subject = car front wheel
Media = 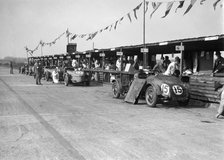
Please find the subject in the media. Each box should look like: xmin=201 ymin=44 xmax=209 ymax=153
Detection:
xmin=45 ymin=72 xmax=50 ymax=81
xmin=112 ymin=80 xmax=121 ymax=98
xmin=145 ymin=85 xmax=158 ymax=107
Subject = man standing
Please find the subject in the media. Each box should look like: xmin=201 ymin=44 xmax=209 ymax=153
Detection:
xmin=213 ymin=51 xmax=224 ymax=74
xmin=163 ymin=56 xmax=171 ymax=70
xmin=9 ymin=61 xmax=13 ymax=74
xmin=153 ymin=57 xmax=166 ymax=74
xmin=215 ymin=83 xmax=224 ymax=119
xmin=164 ymin=56 xmax=180 ymax=76
xmin=34 ymin=61 xmax=43 ymax=85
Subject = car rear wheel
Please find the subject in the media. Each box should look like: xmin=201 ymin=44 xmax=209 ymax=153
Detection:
xmin=145 ymin=85 xmax=158 ymax=107
xmin=45 ymin=72 xmax=50 ymax=81
xmin=64 ymin=74 xmax=69 ymax=86
xmin=112 ymin=81 xmax=120 ymax=98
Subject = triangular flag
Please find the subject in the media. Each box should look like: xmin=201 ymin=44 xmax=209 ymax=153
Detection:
xmin=133 ymin=2 xmax=142 ymax=19
xmin=150 ymin=2 xmax=162 ymax=18
xmin=71 ymin=34 xmax=77 ymax=40
xmin=119 ymin=17 xmax=124 ymax=24
xmin=66 ymin=29 xmax=70 ymax=37
xmin=175 ymin=1 xmax=185 ymax=12
xmin=80 ymin=34 xmax=86 ymax=38
xmin=162 ymin=2 xmax=174 ymax=18
xmin=109 ymin=24 xmax=113 ymax=31
xmin=104 ymin=26 xmax=109 ymax=30
xmin=127 ymin=13 xmax=132 ymax=22
xmin=200 ymin=0 xmax=206 ymax=5
xmin=184 ymin=0 xmax=198 ymax=15
xmin=86 ymin=34 xmax=92 ymax=41
xmin=213 ymin=0 xmax=221 ymax=10
xmin=114 ymin=20 xmax=119 ymax=30
xmin=145 ymin=1 xmax=149 ymax=13
xmin=91 ymin=32 xmax=98 ymax=40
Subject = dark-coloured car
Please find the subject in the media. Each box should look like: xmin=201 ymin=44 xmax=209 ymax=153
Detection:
xmin=113 ymin=70 xmax=190 ymax=107
xmin=144 ymin=74 xmax=190 ymax=107
xmin=64 ymin=67 xmax=90 ymax=86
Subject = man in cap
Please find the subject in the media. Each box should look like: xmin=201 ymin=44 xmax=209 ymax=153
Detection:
xmin=213 ymin=51 xmax=224 ymax=74
xmin=34 ymin=60 xmax=43 ymax=85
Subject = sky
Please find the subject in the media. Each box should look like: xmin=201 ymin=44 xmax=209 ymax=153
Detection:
xmin=0 ymin=0 xmax=223 ymax=58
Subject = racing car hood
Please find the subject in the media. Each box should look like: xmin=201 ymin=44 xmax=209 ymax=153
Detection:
xmin=146 ymin=74 xmax=189 ymax=97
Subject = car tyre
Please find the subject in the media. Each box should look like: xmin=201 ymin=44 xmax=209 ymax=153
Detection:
xmin=112 ymin=80 xmax=120 ymax=98
xmin=145 ymin=85 xmax=158 ymax=107
xmin=45 ymin=72 xmax=50 ymax=81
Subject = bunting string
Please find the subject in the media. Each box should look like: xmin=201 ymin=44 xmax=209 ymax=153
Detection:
xmin=25 ymin=0 xmax=222 ymax=55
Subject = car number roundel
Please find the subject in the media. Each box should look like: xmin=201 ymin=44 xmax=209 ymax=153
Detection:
xmin=172 ymin=85 xmax=183 ymax=95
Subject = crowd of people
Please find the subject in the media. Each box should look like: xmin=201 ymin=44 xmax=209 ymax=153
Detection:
xmin=17 ymin=52 xmax=224 ymax=119
xmin=152 ymin=56 xmax=181 ymax=77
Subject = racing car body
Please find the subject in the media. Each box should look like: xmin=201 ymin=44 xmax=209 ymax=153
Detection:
xmin=144 ymin=74 xmax=190 ymax=107
xmin=123 ymin=72 xmax=190 ymax=107
xmin=64 ymin=67 xmax=90 ymax=86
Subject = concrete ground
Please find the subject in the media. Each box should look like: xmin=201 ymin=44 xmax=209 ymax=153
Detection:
xmin=0 ymin=66 xmax=223 ymax=160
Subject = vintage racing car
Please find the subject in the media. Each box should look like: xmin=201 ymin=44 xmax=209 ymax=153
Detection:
xmin=63 ymin=67 xmax=90 ymax=86
xmin=143 ymin=74 xmax=190 ymax=107
xmin=113 ymin=70 xmax=190 ymax=107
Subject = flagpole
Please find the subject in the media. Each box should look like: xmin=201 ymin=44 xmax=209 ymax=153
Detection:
xmin=143 ymin=0 xmax=147 ymax=69
xmin=67 ymin=28 xmax=70 ymax=44
xmin=41 ymin=44 xmax=43 ymax=57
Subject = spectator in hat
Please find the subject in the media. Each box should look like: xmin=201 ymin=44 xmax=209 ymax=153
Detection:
xmin=213 ymin=51 xmax=224 ymax=74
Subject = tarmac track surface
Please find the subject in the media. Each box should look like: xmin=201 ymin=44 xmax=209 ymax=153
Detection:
xmin=0 ymin=67 xmax=223 ymax=160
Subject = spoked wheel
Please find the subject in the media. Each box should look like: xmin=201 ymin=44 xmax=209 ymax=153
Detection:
xmin=45 ymin=72 xmax=50 ymax=81
xmin=112 ymin=81 xmax=120 ymax=98
xmin=64 ymin=74 xmax=69 ymax=86
xmin=145 ymin=85 xmax=158 ymax=107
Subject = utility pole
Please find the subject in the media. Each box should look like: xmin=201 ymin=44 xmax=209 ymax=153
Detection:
xmin=180 ymin=42 xmax=184 ymax=74
xmin=67 ymin=28 xmax=70 ymax=44
xmin=142 ymin=0 xmax=148 ymax=69
xmin=41 ymin=44 xmax=43 ymax=56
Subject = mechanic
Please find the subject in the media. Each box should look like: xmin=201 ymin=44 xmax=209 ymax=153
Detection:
xmin=52 ymin=67 xmax=59 ymax=84
xmin=9 ymin=61 xmax=13 ymax=74
xmin=213 ymin=51 xmax=224 ymax=74
xmin=153 ymin=57 xmax=166 ymax=73
xmin=215 ymin=83 xmax=224 ymax=119
xmin=116 ymin=57 xmax=122 ymax=71
xmin=72 ymin=59 xmax=79 ymax=68
xmin=163 ymin=56 xmax=171 ymax=70
xmin=34 ymin=60 xmax=43 ymax=85
xmin=164 ymin=56 xmax=180 ymax=76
